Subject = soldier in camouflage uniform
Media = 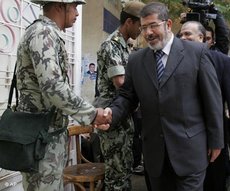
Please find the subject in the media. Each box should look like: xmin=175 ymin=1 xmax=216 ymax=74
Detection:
xmin=93 ymin=2 xmax=145 ymax=191
xmin=16 ymin=0 xmax=110 ymax=190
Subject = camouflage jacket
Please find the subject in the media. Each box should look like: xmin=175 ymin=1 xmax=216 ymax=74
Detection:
xmin=95 ymin=29 xmax=129 ymax=107
xmin=16 ymin=15 xmax=96 ymax=128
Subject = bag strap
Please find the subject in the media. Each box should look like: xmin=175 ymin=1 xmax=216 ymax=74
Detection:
xmin=8 ymin=63 xmax=65 ymax=138
xmin=8 ymin=64 xmax=57 ymax=120
xmin=8 ymin=20 xmax=42 ymax=108
xmin=40 ymin=126 xmax=67 ymax=143
xmin=7 ymin=63 xmax=18 ymax=108
xmin=49 ymin=127 xmax=67 ymax=137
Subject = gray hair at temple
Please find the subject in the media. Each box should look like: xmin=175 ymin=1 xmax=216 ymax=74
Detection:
xmin=183 ymin=21 xmax=207 ymax=42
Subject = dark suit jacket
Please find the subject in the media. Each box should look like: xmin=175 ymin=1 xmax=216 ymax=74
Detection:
xmin=209 ymin=50 xmax=230 ymax=110
xmin=110 ymin=37 xmax=224 ymax=177
xmin=208 ymin=50 xmax=230 ymax=143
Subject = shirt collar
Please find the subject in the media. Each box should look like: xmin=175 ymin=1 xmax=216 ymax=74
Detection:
xmin=162 ymin=33 xmax=174 ymax=56
xmin=39 ymin=15 xmax=64 ymax=41
xmin=111 ymin=29 xmax=127 ymax=49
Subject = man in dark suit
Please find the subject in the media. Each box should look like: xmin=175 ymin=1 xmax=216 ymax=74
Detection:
xmin=97 ymin=2 xmax=224 ymax=191
xmin=180 ymin=20 xmax=230 ymax=191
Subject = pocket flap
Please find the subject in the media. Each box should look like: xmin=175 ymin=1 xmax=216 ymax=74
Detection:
xmin=185 ymin=124 xmax=205 ymax=138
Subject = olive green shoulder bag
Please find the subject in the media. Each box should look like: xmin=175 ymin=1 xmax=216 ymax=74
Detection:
xmin=0 ymin=64 xmax=66 ymax=172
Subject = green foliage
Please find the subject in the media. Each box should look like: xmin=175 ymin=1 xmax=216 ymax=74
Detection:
xmin=216 ymin=3 xmax=230 ymax=22
xmin=141 ymin=0 xmax=230 ymax=26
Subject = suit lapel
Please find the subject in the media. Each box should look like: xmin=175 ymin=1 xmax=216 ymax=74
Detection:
xmin=160 ymin=38 xmax=184 ymax=88
xmin=143 ymin=48 xmax=158 ymax=89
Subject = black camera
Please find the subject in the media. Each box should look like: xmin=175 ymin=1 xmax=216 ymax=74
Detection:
xmin=182 ymin=0 xmax=217 ymax=26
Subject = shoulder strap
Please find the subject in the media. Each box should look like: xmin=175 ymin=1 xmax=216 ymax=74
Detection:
xmin=49 ymin=127 xmax=67 ymax=137
xmin=7 ymin=20 xmax=42 ymax=109
xmin=7 ymin=63 xmax=18 ymax=108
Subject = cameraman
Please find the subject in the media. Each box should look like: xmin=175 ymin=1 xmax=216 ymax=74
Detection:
xmin=206 ymin=5 xmax=230 ymax=54
xmin=180 ymin=3 xmax=230 ymax=54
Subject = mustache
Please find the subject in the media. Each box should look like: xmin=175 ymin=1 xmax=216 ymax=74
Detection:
xmin=146 ymin=34 xmax=157 ymax=41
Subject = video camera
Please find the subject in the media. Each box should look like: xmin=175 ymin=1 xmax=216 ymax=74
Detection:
xmin=182 ymin=0 xmax=217 ymax=26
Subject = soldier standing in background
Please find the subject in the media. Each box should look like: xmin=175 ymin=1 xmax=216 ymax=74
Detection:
xmin=93 ymin=1 xmax=145 ymax=190
xmin=16 ymin=0 xmax=110 ymax=190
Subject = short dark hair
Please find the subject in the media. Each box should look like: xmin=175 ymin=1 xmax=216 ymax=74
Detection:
xmin=43 ymin=2 xmax=55 ymax=12
xmin=89 ymin=63 xmax=95 ymax=67
xmin=140 ymin=2 xmax=169 ymax=21
xmin=205 ymin=26 xmax=214 ymax=40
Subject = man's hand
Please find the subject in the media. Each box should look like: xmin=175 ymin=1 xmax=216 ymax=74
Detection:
xmin=208 ymin=148 xmax=221 ymax=162
xmin=180 ymin=12 xmax=187 ymax=24
xmin=92 ymin=108 xmax=112 ymax=130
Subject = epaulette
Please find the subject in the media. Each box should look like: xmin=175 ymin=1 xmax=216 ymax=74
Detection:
xmin=111 ymin=36 xmax=120 ymax=43
xmin=26 ymin=19 xmax=42 ymax=30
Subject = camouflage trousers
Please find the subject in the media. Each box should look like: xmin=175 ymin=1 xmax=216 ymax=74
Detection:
xmin=21 ymin=130 xmax=68 ymax=191
xmin=98 ymin=118 xmax=134 ymax=191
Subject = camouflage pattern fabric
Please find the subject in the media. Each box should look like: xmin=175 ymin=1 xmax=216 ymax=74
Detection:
xmin=16 ymin=15 xmax=96 ymax=190
xmin=99 ymin=119 xmax=134 ymax=191
xmin=21 ymin=131 xmax=68 ymax=191
xmin=96 ymin=30 xmax=128 ymax=100
xmin=95 ymin=29 xmax=134 ymax=191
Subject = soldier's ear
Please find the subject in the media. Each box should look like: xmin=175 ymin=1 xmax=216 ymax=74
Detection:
xmin=125 ymin=18 xmax=133 ymax=25
xmin=54 ymin=2 xmax=65 ymax=12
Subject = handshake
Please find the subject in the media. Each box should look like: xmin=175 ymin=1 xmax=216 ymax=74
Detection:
xmin=92 ymin=108 xmax=112 ymax=130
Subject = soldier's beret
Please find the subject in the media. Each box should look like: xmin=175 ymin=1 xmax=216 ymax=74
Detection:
xmin=122 ymin=1 xmax=145 ymax=18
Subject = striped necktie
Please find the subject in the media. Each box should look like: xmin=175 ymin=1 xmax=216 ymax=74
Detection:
xmin=155 ymin=50 xmax=165 ymax=82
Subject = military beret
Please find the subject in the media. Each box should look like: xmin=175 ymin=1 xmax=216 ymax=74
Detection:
xmin=122 ymin=1 xmax=145 ymax=18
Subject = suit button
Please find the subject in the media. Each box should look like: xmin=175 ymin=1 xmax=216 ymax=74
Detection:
xmin=160 ymin=134 xmax=164 ymax=138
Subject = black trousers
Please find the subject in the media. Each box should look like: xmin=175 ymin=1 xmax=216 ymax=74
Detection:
xmin=147 ymin=151 xmax=206 ymax=191
xmin=132 ymin=111 xmax=142 ymax=168
xmin=204 ymin=147 xmax=228 ymax=191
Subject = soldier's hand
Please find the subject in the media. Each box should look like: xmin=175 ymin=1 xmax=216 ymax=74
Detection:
xmin=180 ymin=12 xmax=187 ymax=24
